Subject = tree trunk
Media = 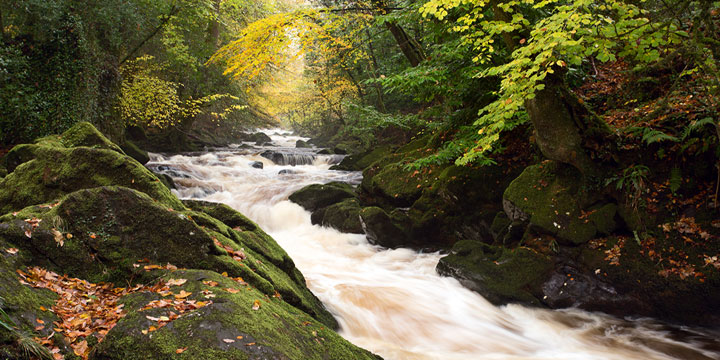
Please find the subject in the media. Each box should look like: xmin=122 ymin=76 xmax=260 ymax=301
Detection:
xmin=385 ymin=21 xmax=425 ymax=67
xmin=523 ymin=74 xmax=599 ymax=175
xmin=207 ymin=0 xmax=221 ymax=50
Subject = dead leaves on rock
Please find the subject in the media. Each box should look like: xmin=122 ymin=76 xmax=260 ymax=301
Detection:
xmin=214 ymin=238 xmax=246 ymax=262
xmin=16 ymin=267 xmax=210 ymax=360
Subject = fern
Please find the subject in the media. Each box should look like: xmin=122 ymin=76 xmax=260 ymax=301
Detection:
xmin=681 ymin=117 xmax=716 ymax=140
xmin=669 ymin=167 xmax=682 ymax=194
xmin=642 ymin=128 xmax=679 ymax=145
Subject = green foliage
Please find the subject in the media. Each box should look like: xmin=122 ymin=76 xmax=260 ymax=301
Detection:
xmin=605 ymin=164 xmax=650 ymax=209
xmin=0 ymin=296 xmax=53 ymax=360
xmin=670 ymin=167 xmax=682 ymax=195
xmin=420 ymin=0 xmax=692 ymax=165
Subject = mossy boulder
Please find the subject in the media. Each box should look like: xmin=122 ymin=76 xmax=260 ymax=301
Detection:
xmin=0 ymin=187 xmax=336 ymax=328
xmin=358 ymin=207 xmax=409 ymax=248
xmin=93 ymin=270 xmax=379 ymax=360
xmin=120 ymin=140 xmax=150 ymax=165
xmin=247 ymin=132 xmax=272 ymax=145
xmin=0 ymin=145 xmax=183 ymax=214
xmin=361 ymin=163 xmax=423 ymax=208
xmin=295 ymin=140 xmax=311 ymax=148
xmin=311 ymin=199 xmax=364 ymax=234
xmin=437 ymin=241 xmax=553 ymax=306
xmin=503 ymin=161 xmax=617 ymax=245
xmin=288 ymin=182 xmax=356 ymax=212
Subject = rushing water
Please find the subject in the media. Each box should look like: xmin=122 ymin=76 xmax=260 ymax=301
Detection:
xmin=149 ymin=129 xmax=720 ymax=360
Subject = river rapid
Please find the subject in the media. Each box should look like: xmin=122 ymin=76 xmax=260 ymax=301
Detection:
xmin=148 ymin=129 xmax=720 ymax=360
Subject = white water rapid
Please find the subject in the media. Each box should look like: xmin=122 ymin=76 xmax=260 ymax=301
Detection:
xmin=148 ymin=129 xmax=719 ymax=360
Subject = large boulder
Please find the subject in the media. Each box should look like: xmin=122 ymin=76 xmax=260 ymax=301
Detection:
xmin=289 ymin=182 xmax=356 ymax=212
xmin=503 ymin=161 xmax=618 ymax=245
xmin=359 ymin=207 xmax=409 ymax=248
xmin=311 ymin=199 xmax=364 ymax=234
xmin=437 ymin=241 xmax=553 ymax=306
xmin=0 ymin=122 xmax=183 ymax=214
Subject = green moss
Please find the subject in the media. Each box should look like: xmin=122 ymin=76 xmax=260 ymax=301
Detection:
xmin=95 ymin=270 xmax=378 ymax=360
xmin=503 ymin=162 xmax=615 ymax=245
xmin=0 ymin=145 xmax=183 ymax=214
xmin=317 ymin=198 xmax=363 ymax=234
xmin=437 ymin=241 xmax=553 ymax=305
xmin=58 ymin=121 xmax=125 ymax=153
xmin=288 ymin=182 xmax=356 ymax=212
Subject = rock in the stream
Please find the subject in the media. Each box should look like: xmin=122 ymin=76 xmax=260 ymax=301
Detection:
xmin=249 ymin=161 xmax=264 ymax=169
xmin=295 ymin=139 xmax=311 ymax=148
xmin=359 ymin=207 xmax=409 ymax=248
xmin=437 ymin=241 xmax=553 ymax=306
xmin=288 ymin=182 xmax=356 ymax=212
xmin=311 ymin=198 xmax=364 ymax=234
xmin=0 ymin=122 xmax=380 ymax=360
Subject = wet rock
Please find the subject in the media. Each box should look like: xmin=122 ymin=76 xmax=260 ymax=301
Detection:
xmin=247 ymin=132 xmax=272 ymax=145
xmin=437 ymin=241 xmax=553 ymax=306
xmin=279 ymin=169 xmax=298 ymax=175
xmin=317 ymin=149 xmax=333 ymax=155
xmin=312 ymin=199 xmax=364 ymax=234
xmin=359 ymin=207 xmax=409 ymax=248
xmin=289 ymin=182 xmax=356 ymax=212
xmin=249 ymin=161 xmax=264 ymax=169
xmin=295 ymin=140 xmax=311 ymax=148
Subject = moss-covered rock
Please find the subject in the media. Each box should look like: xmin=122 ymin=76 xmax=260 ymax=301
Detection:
xmin=0 ymin=187 xmax=337 ymax=329
xmin=120 ymin=140 xmax=150 ymax=165
xmin=437 ymin=241 xmax=553 ymax=306
xmin=311 ymin=199 xmax=364 ymax=234
xmin=503 ymin=161 xmax=617 ymax=245
xmin=359 ymin=207 xmax=409 ymax=248
xmin=288 ymin=182 xmax=356 ymax=212
xmin=92 ymin=270 xmax=379 ymax=360
xmin=0 ymin=145 xmax=183 ymax=214
xmin=295 ymin=139 xmax=311 ymax=148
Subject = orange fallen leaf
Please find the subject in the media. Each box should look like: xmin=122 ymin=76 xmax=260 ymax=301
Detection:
xmin=176 ymin=347 xmax=187 ymax=354
xmin=225 ymin=288 xmax=240 ymax=294
xmin=166 ymin=278 xmax=187 ymax=286
xmin=89 ymin=233 xmax=97 ymax=239
xmin=252 ymin=300 xmax=261 ymax=311
xmin=223 ymin=338 xmax=235 ymax=343
xmin=174 ymin=290 xmax=192 ymax=299
xmin=5 ymin=248 xmax=18 ymax=255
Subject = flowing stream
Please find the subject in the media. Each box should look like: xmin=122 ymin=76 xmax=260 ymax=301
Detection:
xmin=148 ymin=129 xmax=720 ymax=360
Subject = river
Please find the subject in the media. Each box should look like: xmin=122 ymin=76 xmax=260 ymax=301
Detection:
xmin=148 ymin=129 xmax=719 ymax=360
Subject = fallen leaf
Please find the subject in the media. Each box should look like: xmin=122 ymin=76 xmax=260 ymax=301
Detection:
xmin=225 ymin=288 xmax=240 ymax=294
xmin=174 ymin=290 xmax=192 ymax=299
xmin=252 ymin=300 xmax=261 ymax=311
xmin=223 ymin=339 xmax=235 ymax=343
xmin=5 ymin=248 xmax=18 ymax=255
xmin=176 ymin=347 xmax=187 ymax=354
xmin=166 ymin=278 xmax=187 ymax=286
xmin=52 ymin=229 xmax=64 ymax=247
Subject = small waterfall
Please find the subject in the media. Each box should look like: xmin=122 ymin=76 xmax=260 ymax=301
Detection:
xmin=260 ymin=150 xmax=317 ymax=166
xmin=147 ymin=128 xmax=720 ymax=360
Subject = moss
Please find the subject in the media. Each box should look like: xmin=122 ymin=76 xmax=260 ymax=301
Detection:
xmin=363 ymin=163 xmax=423 ymax=207
xmin=57 ymin=122 xmax=125 ymax=154
xmin=503 ymin=161 xmax=614 ymax=245
xmin=316 ymin=199 xmax=363 ymax=234
xmin=437 ymin=241 xmax=553 ymax=306
xmin=288 ymin=182 xmax=356 ymax=212
xmin=359 ymin=207 xmax=409 ymax=248
xmin=0 ymin=252 xmax=59 ymax=340
xmin=94 ymin=270 xmax=379 ymax=360
xmin=0 ymin=145 xmax=183 ymax=214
